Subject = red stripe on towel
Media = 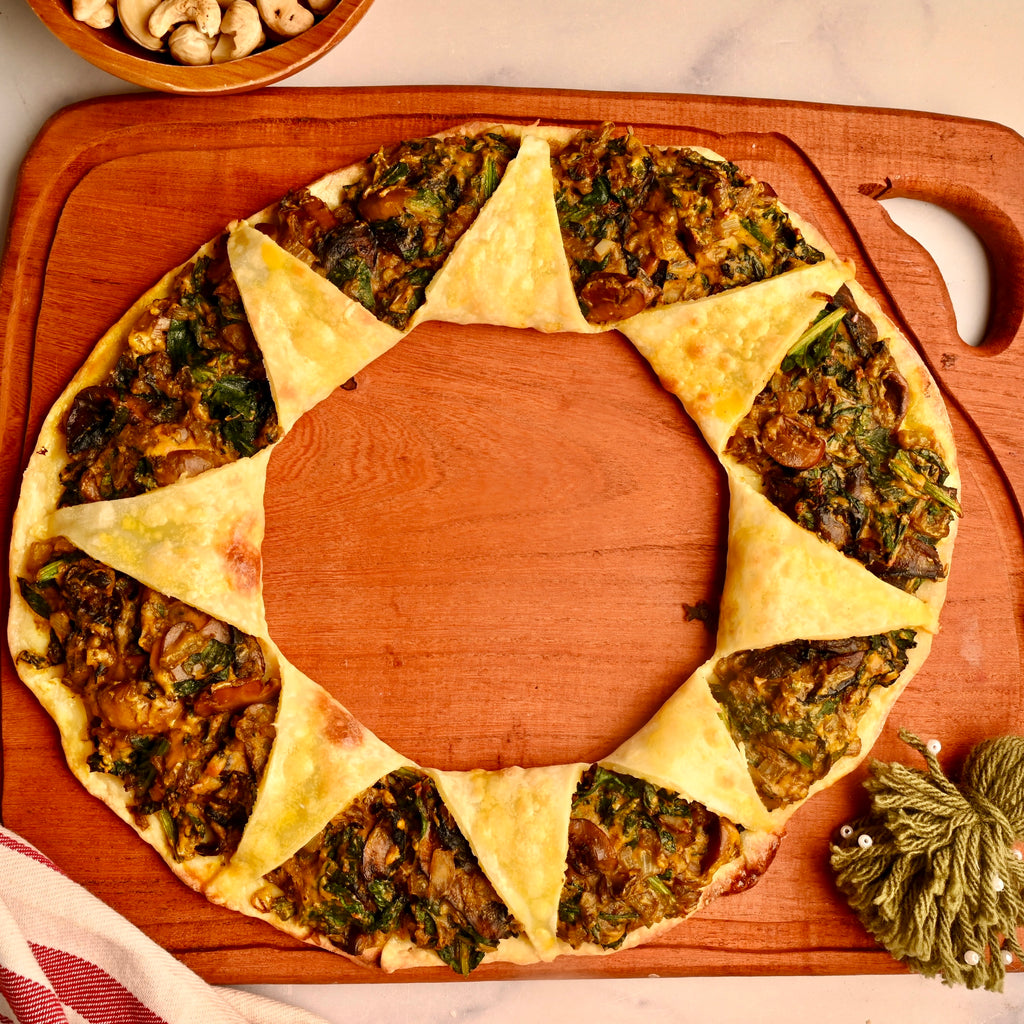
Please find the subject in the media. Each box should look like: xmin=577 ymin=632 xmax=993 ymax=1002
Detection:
xmin=30 ymin=945 xmax=170 ymax=1024
xmin=0 ymin=967 xmax=69 ymax=1024
xmin=0 ymin=832 xmax=62 ymax=875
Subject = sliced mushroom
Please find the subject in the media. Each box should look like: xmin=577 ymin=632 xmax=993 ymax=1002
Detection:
xmin=567 ymin=817 xmax=617 ymax=876
xmin=152 ymin=448 xmax=219 ymax=485
xmin=148 ymin=0 xmax=222 ymax=38
xmin=579 ymin=272 xmax=652 ymax=324
xmin=697 ymin=815 xmax=729 ymax=876
xmin=833 ymin=285 xmax=878 ymax=350
xmin=168 ymin=23 xmax=217 ymax=63
xmin=94 ymin=681 xmax=183 ymax=734
xmin=212 ymin=0 xmax=265 ymax=61
xmin=194 ymin=676 xmax=278 ymax=715
xmin=357 ymin=186 xmax=415 ymax=223
xmin=815 ymin=505 xmax=852 ymax=549
xmin=256 ymin=0 xmax=314 ymax=38
xmin=64 ymin=385 xmax=120 ymax=455
xmin=760 ymin=414 xmax=826 ymax=470
xmin=816 ymin=650 xmax=867 ymax=699
xmin=361 ymin=824 xmax=396 ymax=881
xmin=319 ymin=223 xmax=376 ymax=277
xmin=880 ymin=367 xmax=910 ymax=426
xmin=426 ymin=847 xmax=458 ymax=899
xmin=879 ymin=534 xmax=946 ymax=583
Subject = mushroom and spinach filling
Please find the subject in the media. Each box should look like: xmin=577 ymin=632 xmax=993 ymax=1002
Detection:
xmin=58 ymin=239 xmax=280 ymax=508
xmin=257 ymin=768 xmax=520 ymax=974
xmin=725 ymin=287 xmax=960 ymax=592
xmin=261 ymin=131 xmax=519 ymax=332
xmin=557 ymin=766 xmax=742 ymax=950
xmin=551 ymin=123 xmax=825 ymax=324
xmin=709 ymin=629 xmax=917 ymax=810
xmin=16 ymin=539 xmax=279 ymax=862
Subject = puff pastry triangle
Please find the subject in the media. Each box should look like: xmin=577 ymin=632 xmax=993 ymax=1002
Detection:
xmin=211 ymin=655 xmax=412 ymax=893
xmin=51 ymin=447 xmax=273 ymax=636
xmin=716 ymin=474 xmax=939 ymax=657
xmin=228 ymin=222 xmax=405 ymax=434
xmin=429 ymin=762 xmax=587 ymax=960
xmin=620 ymin=258 xmax=853 ymax=453
xmin=414 ymin=132 xmax=596 ymax=334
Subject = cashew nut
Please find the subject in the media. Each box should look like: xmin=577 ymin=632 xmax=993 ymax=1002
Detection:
xmin=72 ymin=0 xmax=114 ymax=26
xmin=87 ymin=2 xmax=117 ymax=27
xmin=255 ymin=0 xmax=313 ymax=38
xmin=117 ymin=0 xmax=166 ymax=50
xmin=212 ymin=0 xmax=265 ymax=61
xmin=91 ymin=0 xmax=334 ymax=61
xmin=148 ymin=0 xmax=222 ymax=39
xmin=168 ymin=22 xmax=216 ymax=63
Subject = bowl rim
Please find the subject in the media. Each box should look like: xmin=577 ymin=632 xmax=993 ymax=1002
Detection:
xmin=25 ymin=0 xmax=376 ymax=94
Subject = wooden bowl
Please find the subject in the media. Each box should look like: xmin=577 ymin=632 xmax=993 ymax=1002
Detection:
xmin=25 ymin=0 xmax=375 ymax=94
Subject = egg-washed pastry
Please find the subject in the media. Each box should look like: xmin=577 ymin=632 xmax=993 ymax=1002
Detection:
xmin=7 ymin=121 xmax=958 ymax=973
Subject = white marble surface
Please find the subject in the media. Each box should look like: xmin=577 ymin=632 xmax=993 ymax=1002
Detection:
xmin=2 ymin=0 xmax=1023 ymax=1020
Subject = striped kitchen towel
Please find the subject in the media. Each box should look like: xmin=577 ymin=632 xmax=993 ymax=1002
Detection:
xmin=0 ymin=827 xmax=327 ymax=1024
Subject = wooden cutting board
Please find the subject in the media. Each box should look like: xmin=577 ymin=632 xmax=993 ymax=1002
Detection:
xmin=2 ymin=87 xmax=1023 ymax=985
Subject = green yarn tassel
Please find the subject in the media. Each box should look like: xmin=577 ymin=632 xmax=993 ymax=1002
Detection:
xmin=830 ymin=730 xmax=1024 ymax=992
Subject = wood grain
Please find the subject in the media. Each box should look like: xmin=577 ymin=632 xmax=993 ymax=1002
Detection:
xmin=1 ymin=87 xmax=1023 ymax=984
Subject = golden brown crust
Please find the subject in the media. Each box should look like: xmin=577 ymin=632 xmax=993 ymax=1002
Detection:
xmin=5 ymin=119 xmax=958 ymax=972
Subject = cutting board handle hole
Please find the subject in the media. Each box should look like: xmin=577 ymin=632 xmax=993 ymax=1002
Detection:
xmin=880 ymin=197 xmax=991 ymax=348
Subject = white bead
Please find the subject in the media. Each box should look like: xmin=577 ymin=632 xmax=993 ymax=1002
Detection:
xmin=964 ymin=950 xmax=981 ymax=967
xmin=858 ymin=834 xmax=873 ymax=849
xmin=926 ymin=738 xmax=942 ymax=755
xmin=1003 ymin=950 xmax=1015 ymax=966
xmin=994 ymin=876 xmax=1006 ymax=892
xmin=1014 ymin=850 xmax=1023 ymax=861
xmin=840 ymin=825 xmax=854 ymax=838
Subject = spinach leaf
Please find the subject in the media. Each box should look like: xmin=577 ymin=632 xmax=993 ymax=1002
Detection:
xmin=741 ymin=216 xmax=775 ymax=251
xmin=167 ymin=318 xmax=202 ymax=370
xmin=173 ymin=639 xmax=234 ymax=696
xmin=203 ymin=376 xmax=275 ymax=458
xmin=377 ymin=161 xmax=410 ymax=188
xmin=474 ymin=158 xmax=500 ymax=202
xmin=18 ymin=578 xmax=53 ymax=619
xmin=327 ymin=257 xmax=375 ymax=313
xmin=781 ymin=306 xmax=847 ymax=372
xmin=435 ymin=934 xmax=485 ymax=975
